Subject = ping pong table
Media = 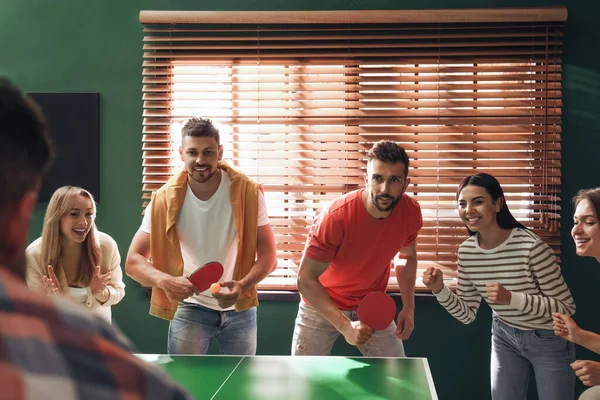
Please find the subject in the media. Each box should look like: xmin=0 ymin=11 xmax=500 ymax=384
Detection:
xmin=137 ymin=354 xmax=438 ymax=400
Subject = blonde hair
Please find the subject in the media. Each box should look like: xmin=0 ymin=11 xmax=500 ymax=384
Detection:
xmin=40 ymin=186 xmax=101 ymax=286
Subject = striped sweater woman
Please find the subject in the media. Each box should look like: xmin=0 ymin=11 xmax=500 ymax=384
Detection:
xmin=436 ymin=227 xmax=575 ymax=330
xmin=423 ymin=173 xmax=576 ymax=400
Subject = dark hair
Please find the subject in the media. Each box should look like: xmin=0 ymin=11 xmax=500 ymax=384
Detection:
xmin=0 ymin=78 xmax=53 ymax=217
xmin=573 ymin=187 xmax=600 ymax=219
xmin=457 ymin=173 xmax=526 ymax=236
xmin=181 ymin=117 xmax=220 ymax=145
xmin=366 ymin=140 xmax=410 ymax=176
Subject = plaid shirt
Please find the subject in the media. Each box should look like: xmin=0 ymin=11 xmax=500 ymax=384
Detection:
xmin=0 ymin=268 xmax=192 ymax=400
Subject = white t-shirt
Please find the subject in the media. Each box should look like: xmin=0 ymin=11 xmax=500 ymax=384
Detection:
xmin=140 ymin=171 xmax=269 ymax=310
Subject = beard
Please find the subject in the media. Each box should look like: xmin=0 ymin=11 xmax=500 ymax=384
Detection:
xmin=189 ymin=165 xmax=218 ymax=184
xmin=371 ymin=192 xmax=401 ymax=212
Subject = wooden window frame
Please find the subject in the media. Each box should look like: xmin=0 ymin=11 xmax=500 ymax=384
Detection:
xmin=140 ymin=7 xmax=567 ymax=292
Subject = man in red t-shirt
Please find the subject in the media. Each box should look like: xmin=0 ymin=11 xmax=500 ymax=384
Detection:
xmin=292 ymin=140 xmax=422 ymax=356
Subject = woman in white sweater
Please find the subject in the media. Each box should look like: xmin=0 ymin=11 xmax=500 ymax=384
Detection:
xmin=26 ymin=186 xmax=125 ymax=323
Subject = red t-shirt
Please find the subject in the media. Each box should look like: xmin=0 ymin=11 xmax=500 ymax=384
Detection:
xmin=304 ymin=189 xmax=422 ymax=310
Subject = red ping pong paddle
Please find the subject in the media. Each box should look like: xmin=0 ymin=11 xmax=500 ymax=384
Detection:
xmin=357 ymin=292 xmax=396 ymax=330
xmin=188 ymin=262 xmax=224 ymax=293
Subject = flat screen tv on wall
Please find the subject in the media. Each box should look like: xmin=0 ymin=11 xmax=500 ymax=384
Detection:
xmin=27 ymin=92 xmax=100 ymax=203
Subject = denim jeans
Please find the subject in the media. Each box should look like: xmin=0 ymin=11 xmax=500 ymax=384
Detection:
xmin=491 ymin=315 xmax=575 ymax=400
xmin=168 ymin=302 xmax=257 ymax=355
xmin=291 ymin=301 xmax=406 ymax=357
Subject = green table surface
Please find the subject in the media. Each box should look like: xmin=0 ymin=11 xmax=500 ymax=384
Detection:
xmin=136 ymin=354 xmax=438 ymax=400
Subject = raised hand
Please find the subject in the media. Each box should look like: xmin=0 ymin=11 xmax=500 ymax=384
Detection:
xmin=42 ymin=265 xmax=62 ymax=295
xmin=90 ymin=266 xmax=111 ymax=295
xmin=422 ymin=267 xmax=444 ymax=294
xmin=486 ymin=282 xmax=511 ymax=305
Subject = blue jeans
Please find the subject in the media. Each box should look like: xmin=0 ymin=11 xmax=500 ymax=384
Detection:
xmin=491 ymin=315 xmax=575 ymax=400
xmin=291 ymin=301 xmax=406 ymax=357
xmin=168 ymin=302 xmax=257 ymax=355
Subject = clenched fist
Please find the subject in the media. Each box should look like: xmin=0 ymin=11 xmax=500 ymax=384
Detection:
xmin=572 ymin=360 xmax=600 ymax=387
xmin=422 ymin=267 xmax=444 ymax=294
xmin=486 ymin=282 xmax=511 ymax=305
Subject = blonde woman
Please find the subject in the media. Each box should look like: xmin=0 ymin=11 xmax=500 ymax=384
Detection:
xmin=26 ymin=186 xmax=125 ymax=323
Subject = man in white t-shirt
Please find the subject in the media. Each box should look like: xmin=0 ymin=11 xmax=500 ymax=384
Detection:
xmin=125 ymin=117 xmax=277 ymax=355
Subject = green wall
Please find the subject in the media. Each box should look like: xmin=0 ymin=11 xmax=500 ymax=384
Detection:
xmin=2 ymin=0 xmax=599 ymax=398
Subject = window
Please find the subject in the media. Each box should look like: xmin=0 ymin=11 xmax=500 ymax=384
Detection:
xmin=140 ymin=8 xmax=566 ymax=291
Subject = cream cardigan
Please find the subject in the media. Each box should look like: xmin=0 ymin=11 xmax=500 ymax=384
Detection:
xmin=25 ymin=231 xmax=125 ymax=323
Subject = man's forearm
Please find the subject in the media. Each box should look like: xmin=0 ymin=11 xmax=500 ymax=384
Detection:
xmin=298 ymin=278 xmax=349 ymax=332
xmin=396 ymin=258 xmax=417 ymax=310
xmin=238 ymin=256 xmax=276 ymax=293
xmin=125 ymin=253 xmax=169 ymax=288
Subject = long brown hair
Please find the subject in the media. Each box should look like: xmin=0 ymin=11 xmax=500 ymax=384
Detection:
xmin=40 ymin=186 xmax=101 ymax=286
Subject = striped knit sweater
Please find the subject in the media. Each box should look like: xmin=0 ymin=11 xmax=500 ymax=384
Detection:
xmin=435 ymin=228 xmax=575 ymax=330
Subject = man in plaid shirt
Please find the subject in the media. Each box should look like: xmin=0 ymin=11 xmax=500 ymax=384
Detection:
xmin=0 ymin=78 xmax=192 ymax=400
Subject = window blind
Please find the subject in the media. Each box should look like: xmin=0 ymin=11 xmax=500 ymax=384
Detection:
xmin=140 ymin=8 xmax=566 ymax=290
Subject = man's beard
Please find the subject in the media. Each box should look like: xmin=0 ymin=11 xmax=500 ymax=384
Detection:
xmin=371 ymin=192 xmax=401 ymax=212
xmin=189 ymin=165 xmax=217 ymax=183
